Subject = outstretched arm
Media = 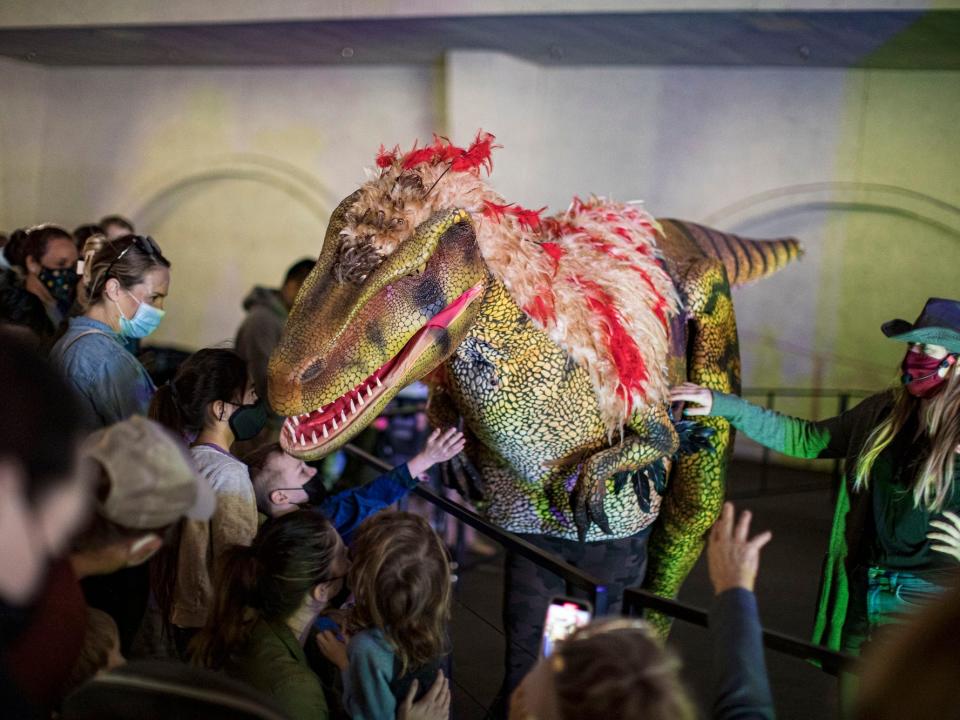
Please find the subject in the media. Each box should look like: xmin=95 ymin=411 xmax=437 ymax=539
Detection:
xmin=671 ymin=382 xmax=843 ymax=460
xmin=708 ymin=503 xmax=775 ymax=720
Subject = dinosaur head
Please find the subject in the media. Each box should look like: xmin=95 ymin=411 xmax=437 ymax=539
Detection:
xmin=268 ymin=183 xmax=489 ymax=459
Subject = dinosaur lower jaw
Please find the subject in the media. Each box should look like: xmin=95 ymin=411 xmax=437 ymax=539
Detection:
xmin=279 ymin=282 xmax=484 ymax=456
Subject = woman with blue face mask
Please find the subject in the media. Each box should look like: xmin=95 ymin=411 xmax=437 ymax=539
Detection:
xmin=49 ymin=234 xmax=171 ymax=429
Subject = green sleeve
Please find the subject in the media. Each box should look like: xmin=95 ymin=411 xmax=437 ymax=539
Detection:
xmin=710 ymin=392 xmax=838 ymax=459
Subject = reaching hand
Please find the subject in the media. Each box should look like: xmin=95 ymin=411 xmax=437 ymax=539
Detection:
xmin=397 ymin=672 xmax=450 ymax=720
xmin=315 ymin=630 xmax=349 ymax=671
xmin=708 ymin=502 xmax=772 ymax=594
xmin=669 ymin=382 xmax=714 ymax=416
xmin=407 ymin=428 xmax=467 ymax=479
xmin=928 ymin=511 xmax=960 ymax=562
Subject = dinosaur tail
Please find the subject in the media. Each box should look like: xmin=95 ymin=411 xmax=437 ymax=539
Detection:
xmin=659 ymin=218 xmax=802 ymax=287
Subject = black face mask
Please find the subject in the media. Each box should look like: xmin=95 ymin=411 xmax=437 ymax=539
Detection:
xmin=328 ymin=578 xmax=352 ymax=610
xmin=38 ymin=266 xmax=78 ymax=314
xmin=228 ymin=398 xmax=269 ymax=442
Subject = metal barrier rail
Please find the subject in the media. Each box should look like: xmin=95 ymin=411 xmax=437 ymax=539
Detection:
xmin=343 ymin=443 xmax=609 ymax=613
xmin=621 ymin=587 xmax=854 ymax=676
xmin=343 ymin=440 xmax=855 ymax=678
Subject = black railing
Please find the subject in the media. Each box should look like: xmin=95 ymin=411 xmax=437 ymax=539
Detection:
xmin=342 ymin=439 xmax=852 ymax=678
xmin=343 ymin=443 xmax=609 ymax=613
xmin=621 ymin=587 xmax=853 ymax=676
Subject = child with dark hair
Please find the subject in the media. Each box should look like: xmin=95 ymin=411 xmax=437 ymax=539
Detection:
xmin=149 ymin=348 xmax=268 ymax=652
xmin=317 ymin=511 xmax=452 ymax=720
xmin=192 ymin=511 xmax=347 ymax=720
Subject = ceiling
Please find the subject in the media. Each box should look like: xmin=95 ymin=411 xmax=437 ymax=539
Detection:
xmin=0 ymin=11 xmax=957 ymax=69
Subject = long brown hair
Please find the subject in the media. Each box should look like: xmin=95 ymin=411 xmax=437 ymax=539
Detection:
xmin=348 ymin=512 xmax=451 ymax=674
xmin=855 ymin=363 xmax=960 ymax=511
xmin=191 ymin=511 xmax=341 ymax=669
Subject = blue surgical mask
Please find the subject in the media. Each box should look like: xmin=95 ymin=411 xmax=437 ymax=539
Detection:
xmin=115 ymin=290 xmax=165 ymax=339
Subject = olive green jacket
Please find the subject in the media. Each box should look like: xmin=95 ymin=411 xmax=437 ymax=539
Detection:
xmin=226 ymin=617 xmax=329 ymax=720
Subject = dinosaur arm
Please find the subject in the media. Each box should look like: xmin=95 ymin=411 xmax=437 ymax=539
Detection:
xmin=572 ymin=403 xmax=679 ymax=540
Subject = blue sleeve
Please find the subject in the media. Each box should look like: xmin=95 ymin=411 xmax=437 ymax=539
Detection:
xmin=710 ymin=588 xmax=775 ymax=720
xmin=343 ymin=631 xmax=397 ymax=720
xmin=318 ymin=465 xmax=416 ymax=542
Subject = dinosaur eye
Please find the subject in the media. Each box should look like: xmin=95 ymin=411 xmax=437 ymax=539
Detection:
xmin=407 ymin=261 xmax=428 ymax=277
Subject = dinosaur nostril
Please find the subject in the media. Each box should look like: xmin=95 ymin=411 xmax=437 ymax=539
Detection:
xmin=301 ymin=358 xmax=324 ymax=385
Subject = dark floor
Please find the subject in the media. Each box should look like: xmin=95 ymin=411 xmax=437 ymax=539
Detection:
xmin=448 ymin=460 xmax=840 ymax=719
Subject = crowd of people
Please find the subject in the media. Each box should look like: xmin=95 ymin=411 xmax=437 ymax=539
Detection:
xmin=0 ymin=219 xmax=958 ymax=720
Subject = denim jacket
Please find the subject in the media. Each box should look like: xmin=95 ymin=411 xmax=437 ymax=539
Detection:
xmin=48 ymin=316 xmax=156 ymax=429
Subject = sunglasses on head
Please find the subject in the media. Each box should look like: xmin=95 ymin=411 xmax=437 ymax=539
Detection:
xmin=103 ymin=235 xmax=161 ymax=279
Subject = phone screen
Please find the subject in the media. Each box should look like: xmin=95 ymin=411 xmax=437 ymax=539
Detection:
xmin=540 ymin=597 xmax=593 ymax=657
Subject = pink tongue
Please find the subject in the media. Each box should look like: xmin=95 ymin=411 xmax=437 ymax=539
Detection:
xmin=425 ymin=284 xmax=482 ymax=329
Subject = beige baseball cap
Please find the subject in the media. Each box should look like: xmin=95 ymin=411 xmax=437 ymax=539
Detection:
xmin=83 ymin=416 xmax=216 ymax=529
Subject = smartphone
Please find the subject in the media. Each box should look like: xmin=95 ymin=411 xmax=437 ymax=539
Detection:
xmin=540 ymin=596 xmax=593 ymax=657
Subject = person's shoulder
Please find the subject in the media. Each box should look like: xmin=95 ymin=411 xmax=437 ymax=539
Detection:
xmin=348 ymin=628 xmax=394 ymax=662
xmin=190 ymin=446 xmax=251 ymax=488
xmin=50 ymin=320 xmax=125 ymax=372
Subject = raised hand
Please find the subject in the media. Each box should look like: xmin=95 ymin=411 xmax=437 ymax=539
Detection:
xmin=707 ymin=502 xmax=772 ymax=594
xmin=408 ymin=428 xmax=467 ymax=479
xmin=928 ymin=511 xmax=960 ymax=563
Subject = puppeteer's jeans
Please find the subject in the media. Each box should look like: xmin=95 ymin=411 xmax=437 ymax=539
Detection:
xmin=842 ymin=565 xmax=949 ymax=655
xmin=500 ymin=530 xmax=650 ymax=697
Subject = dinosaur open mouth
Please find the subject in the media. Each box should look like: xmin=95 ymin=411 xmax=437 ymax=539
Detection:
xmin=280 ymin=282 xmax=483 ymax=455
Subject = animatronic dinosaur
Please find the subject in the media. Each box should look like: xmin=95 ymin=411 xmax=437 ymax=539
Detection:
xmin=268 ymin=132 xmax=800 ymax=622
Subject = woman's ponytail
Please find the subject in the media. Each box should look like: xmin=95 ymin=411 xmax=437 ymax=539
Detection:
xmin=148 ymin=382 xmax=185 ymax=438
xmin=190 ymin=544 xmax=262 ymax=669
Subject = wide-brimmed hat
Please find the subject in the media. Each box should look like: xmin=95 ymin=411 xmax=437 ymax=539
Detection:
xmin=881 ymin=297 xmax=960 ymax=354
xmin=83 ymin=416 xmax=216 ymax=530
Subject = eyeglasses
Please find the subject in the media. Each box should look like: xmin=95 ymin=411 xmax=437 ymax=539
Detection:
xmin=102 ymin=235 xmax=161 ymax=281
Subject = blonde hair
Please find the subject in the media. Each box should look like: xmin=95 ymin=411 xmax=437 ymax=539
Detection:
xmin=348 ymin=512 xmax=451 ymax=675
xmin=855 ymin=364 xmax=960 ymax=511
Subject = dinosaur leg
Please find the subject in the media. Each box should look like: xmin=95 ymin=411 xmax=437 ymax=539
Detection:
xmin=644 ymin=258 xmax=740 ymax=635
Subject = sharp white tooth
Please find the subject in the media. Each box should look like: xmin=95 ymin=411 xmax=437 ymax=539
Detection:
xmin=350 ymin=399 xmax=356 ymax=414
xmin=340 ymin=409 xmax=347 ymax=423
xmin=332 ymin=417 xmax=339 ymax=430
xmin=358 ymin=393 xmax=365 ymax=407
xmin=311 ymin=431 xmax=318 ymax=444
xmin=367 ymin=385 xmax=373 ymax=399
xmin=322 ymin=424 xmax=329 ymax=438
xmin=292 ymin=416 xmax=299 ymax=426
xmin=299 ymin=434 xmax=306 ymax=447
xmin=376 ymin=377 xmax=382 ymax=388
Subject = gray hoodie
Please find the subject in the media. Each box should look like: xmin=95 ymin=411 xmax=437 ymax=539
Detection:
xmin=234 ymin=286 xmax=287 ymax=402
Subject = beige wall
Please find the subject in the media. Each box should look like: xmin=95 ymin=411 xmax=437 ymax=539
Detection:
xmin=1 ymin=53 xmax=958 ymax=410
xmin=0 ymin=60 xmax=439 ymax=347
xmin=446 ymin=53 xmax=960 ymax=401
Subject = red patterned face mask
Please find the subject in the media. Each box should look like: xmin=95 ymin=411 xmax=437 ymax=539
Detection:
xmin=901 ymin=350 xmax=957 ymax=398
